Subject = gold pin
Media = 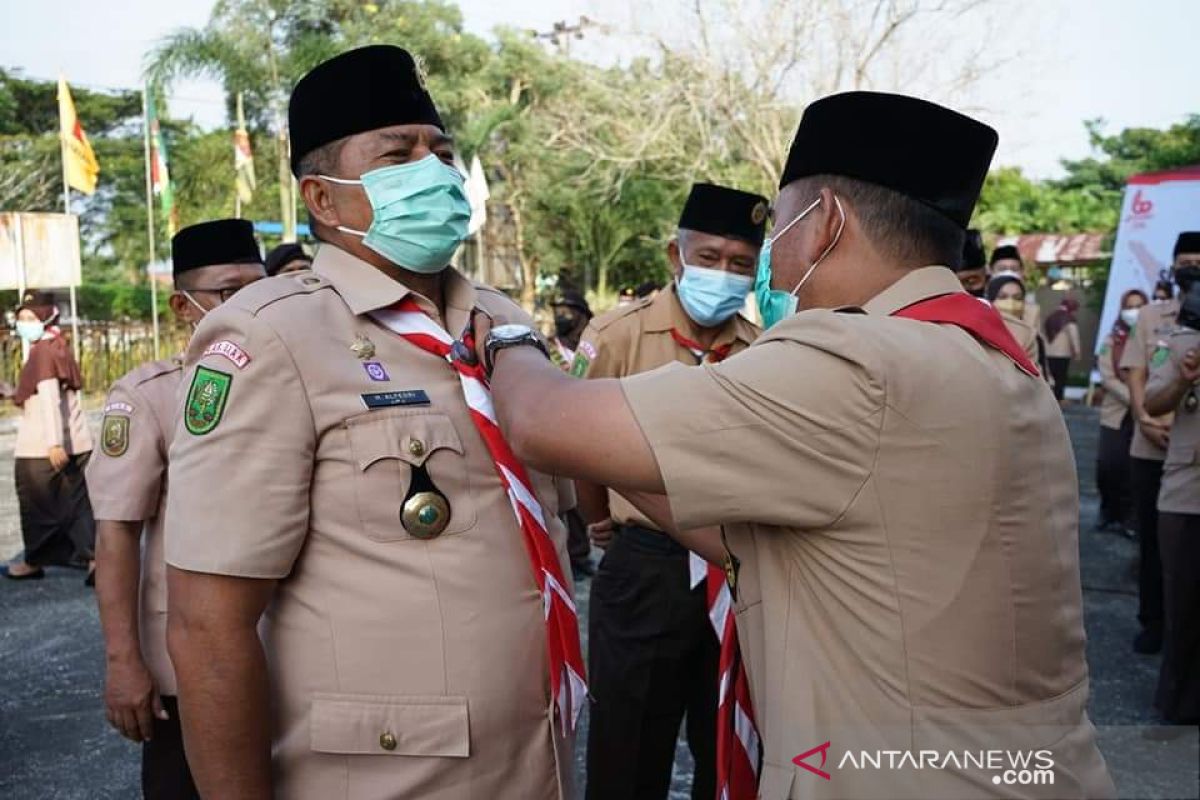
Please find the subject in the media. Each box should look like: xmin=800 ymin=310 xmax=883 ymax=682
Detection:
xmin=402 ymin=492 xmax=451 ymax=539
xmin=351 ymin=334 xmax=376 ymax=360
xmin=751 ymin=201 xmax=768 ymax=226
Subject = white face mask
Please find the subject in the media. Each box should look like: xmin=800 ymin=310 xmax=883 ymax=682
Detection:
xmin=1119 ymin=308 xmax=1141 ymax=327
xmin=181 ymin=291 xmax=210 ymax=325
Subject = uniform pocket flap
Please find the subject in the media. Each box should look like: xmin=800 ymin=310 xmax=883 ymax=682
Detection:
xmin=347 ymin=412 xmax=465 ymax=471
xmin=310 ymin=693 xmax=470 ymax=757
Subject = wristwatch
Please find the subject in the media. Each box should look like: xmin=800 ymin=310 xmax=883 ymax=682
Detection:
xmin=484 ymin=324 xmax=550 ymax=377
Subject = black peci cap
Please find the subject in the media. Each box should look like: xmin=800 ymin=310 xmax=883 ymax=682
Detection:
xmin=288 ymin=45 xmax=444 ymax=175
xmin=779 ymin=91 xmax=998 ymax=228
xmin=990 ymin=244 xmax=1021 ymax=266
xmin=171 ymin=219 xmax=263 ymax=276
xmin=957 ymin=228 xmax=987 ymax=271
xmin=1174 ymin=232 xmax=1200 ymax=257
xmin=553 ymin=288 xmax=592 ymax=317
xmin=264 ymin=243 xmax=309 ymax=276
xmin=678 ymin=182 xmax=769 ymax=246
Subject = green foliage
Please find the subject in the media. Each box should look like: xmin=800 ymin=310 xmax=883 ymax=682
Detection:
xmin=5 ymin=2 xmax=1199 ymax=321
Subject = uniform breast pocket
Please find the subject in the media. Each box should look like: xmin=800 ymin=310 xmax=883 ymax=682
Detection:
xmin=345 ymin=410 xmax=477 ymax=542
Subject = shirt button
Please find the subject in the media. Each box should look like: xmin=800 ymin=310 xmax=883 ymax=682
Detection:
xmin=379 ymin=731 xmax=398 ymax=751
xmin=409 ymin=439 xmax=426 ymax=457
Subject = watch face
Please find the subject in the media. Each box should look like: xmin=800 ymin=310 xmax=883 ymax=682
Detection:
xmin=492 ymin=324 xmax=533 ymax=340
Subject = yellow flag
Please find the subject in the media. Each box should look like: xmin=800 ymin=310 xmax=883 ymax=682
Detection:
xmin=57 ymin=77 xmax=100 ymax=195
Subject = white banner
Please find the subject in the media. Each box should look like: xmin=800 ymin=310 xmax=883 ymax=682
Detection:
xmin=0 ymin=212 xmax=83 ymax=291
xmin=1096 ymin=168 xmax=1200 ymax=353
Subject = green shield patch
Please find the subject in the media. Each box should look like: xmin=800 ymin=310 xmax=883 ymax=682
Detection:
xmin=185 ymin=366 xmax=232 ymax=436
xmin=101 ymin=415 xmax=129 ymax=457
xmin=1151 ymin=347 xmax=1170 ymax=369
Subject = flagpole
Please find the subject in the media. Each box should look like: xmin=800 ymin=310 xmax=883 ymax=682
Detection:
xmin=59 ymin=91 xmax=81 ymax=365
xmin=142 ymin=87 xmax=160 ymax=359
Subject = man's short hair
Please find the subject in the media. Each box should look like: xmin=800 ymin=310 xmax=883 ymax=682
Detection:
xmin=296 ymin=139 xmax=348 ymax=242
xmin=790 ymin=174 xmax=966 ymax=269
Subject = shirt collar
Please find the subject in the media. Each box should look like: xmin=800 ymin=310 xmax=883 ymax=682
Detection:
xmin=645 ymin=283 xmax=757 ymax=345
xmin=312 ymin=244 xmax=477 ymax=328
xmin=860 ymin=266 xmax=965 ymax=316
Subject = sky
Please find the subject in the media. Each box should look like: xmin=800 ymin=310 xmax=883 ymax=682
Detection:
xmin=1 ymin=0 xmax=1196 ymax=180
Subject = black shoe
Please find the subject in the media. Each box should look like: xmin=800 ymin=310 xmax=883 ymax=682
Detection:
xmin=1134 ymin=628 xmax=1163 ymax=655
xmin=1 ymin=564 xmax=45 ymax=581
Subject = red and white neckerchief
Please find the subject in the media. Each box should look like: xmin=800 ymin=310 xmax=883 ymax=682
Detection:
xmin=671 ymin=328 xmax=733 ymax=365
xmin=892 ymin=291 xmax=1040 ymax=377
xmin=672 ymin=340 xmax=761 ymax=799
xmin=370 ymin=298 xmax=587 ymax=733
xmin=707 ymin=557 xmax=761 ymax=800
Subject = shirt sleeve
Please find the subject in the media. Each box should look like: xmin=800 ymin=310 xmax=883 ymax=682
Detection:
xmin=165 ymin=304 xmax=316 ymax=579
xmin=36 ymin=378 xmax=63 ymax=450
xmin=1069 ymin=323 xmax=1082 ymax=358
xmin=574 ymin=322 xmax=624 ymax=380
xmin=1120 ymin=318 xmax=1149 ymax=370
xmin=86 ymin=381 xmax=164 ymax=521
xmin=1097 ymin=337 xmax=1130 ymax=405
xmin=620 ymin=314 xmax=883 ymax=531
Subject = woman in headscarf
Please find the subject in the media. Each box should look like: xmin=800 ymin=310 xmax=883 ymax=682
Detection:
xmin=1044 ymin=297 xmax=1082 ymax=404
xmin=2 ymin=292 xmax=96 ymax=582
xmin=985 ymin=272 xmax=1047 ymax=377
xmin=1094 ymin=289 xmax=1148 ymax=534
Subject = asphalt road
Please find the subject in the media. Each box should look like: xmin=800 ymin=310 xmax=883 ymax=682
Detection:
xmin=0 ymin=407 xmax=1195 ymax=799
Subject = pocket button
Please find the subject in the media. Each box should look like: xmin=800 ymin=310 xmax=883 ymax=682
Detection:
xmin=409 ymin=438 xmax=426 ymax=458
xmin=379 ymin=731 xmax=398 ymax=751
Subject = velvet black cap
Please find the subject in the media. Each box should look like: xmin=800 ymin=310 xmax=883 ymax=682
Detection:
xmin=678 ymin=182 xmax=769 ymax=246
xmin=1174 ymin=232 xmax=1200 ymax=257
xmin=553 ymin=289 xmax=592 ymax=317
xmin=288 ymin=45 xmax=444 ymax=175
xmin=958 ymin=228 xmax=987 ymax=271
xmin=264 ymin=243 xmax=309 ymax=276
xmin=990 ymin=244 xmax=1021 ymax=266
xmin=171 ymin=219 xmax=263 ymax=276
xmin=779 ymin=92 xmax=997 ymax=228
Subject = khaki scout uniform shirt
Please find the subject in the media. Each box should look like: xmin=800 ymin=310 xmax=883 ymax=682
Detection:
xmin=1148 ymin=328 xmax=1200 ymax=515
xmin=622 ymin=268 xmax=1113 ymax=799
xmin=575 ymin=284 xmax=759 ymax=530
xmin=1120 ymin=299 xmax=1180 ymax=460
xmin=1096 ymin=334 xmax=1131 ymax=431
xmin=1000 ymin=313 xmax=1040 ymax=369
xmin=86 ymin=358 xmax=182 ymax=694
xmin=15 ymin=379 xmax=92 ymax=458
xmin=166 ymin=245 xmax=575 ymax=800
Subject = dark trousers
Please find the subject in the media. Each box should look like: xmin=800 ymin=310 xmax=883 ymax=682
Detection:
xmin=143 ymin=695 xmax=200 ymax=799
xmin=1156 ymin=513 xmax=1200 ymax=724
xmin=15 ymin=453 xmax=95 ymax=568
xmin=1130 ymin=457 xmax=1165 ymax=632
xmin=586 ymin=526 xmax=718 ymax=800
xmin=1048 ymin=357 xmax=1071 ymax=401
xmin=564 ymin=508 xmax=592 ymax=568
xmin=1096 ymin=414 xmax=1134 ymax=527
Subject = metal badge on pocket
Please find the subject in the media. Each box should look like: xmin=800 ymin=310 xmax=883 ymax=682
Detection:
xmin=401 ymin=463 xmax=451 ymax=539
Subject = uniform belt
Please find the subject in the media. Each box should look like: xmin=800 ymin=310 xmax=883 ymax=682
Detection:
xmin=616 ymin=523 xmax=688 ymax=557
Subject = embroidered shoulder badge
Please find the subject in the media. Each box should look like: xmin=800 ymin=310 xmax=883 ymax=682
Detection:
xmin=570 ymin=341 xmax=597 ymax=378
xmin=185 ymin=366 xmax=232 ymax=436
xmin=203 ymin=340 xmax=251 ymax=370
xmin=101 ymin=415 xmax=129 ymax=457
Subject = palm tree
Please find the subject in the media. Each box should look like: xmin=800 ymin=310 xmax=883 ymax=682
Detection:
xmin=144 ymin=0 xmax=338 ymax=240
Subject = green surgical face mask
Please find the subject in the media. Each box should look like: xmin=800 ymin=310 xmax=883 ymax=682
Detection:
xmin=753 ymin=195 xmax=844 ymax=329
xmin=322 ymin=154 xmax=471 ymax=273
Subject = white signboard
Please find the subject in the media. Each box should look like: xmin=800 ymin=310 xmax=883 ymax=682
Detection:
xmin=1096 ymin=167 xmax=1200 ymax=353
xmin=0 ymin=212 xmax=83 ymax=292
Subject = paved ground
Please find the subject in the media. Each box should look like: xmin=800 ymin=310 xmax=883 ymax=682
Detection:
xmin=0 ymin=407 xmax=1196 ymax=798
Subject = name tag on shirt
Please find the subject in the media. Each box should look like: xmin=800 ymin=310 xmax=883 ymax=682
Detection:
xmin=361 ymin=390 xmax=431 ymax=410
